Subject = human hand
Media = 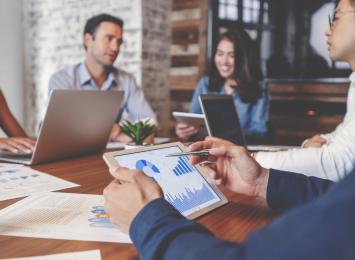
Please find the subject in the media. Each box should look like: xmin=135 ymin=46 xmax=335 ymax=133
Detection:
xmin=103 ymin=167 xmax=163 ymax=233
xmin=109 ymin=124 xmax=132 ymax=143
xmin=189 ymin=137 xmax=269 ymax=199
xmin=303 ymin=134 xmax=326 ymax=148
xmin=0 ymin=137 xmax=36 ymax=153
xmin=175 ymin=123 xmax=198 ymax=141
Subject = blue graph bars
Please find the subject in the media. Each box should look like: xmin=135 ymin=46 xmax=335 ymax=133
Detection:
xmin=173 ymin=156 xmax=193 ymax=176
xmin=165 ymin=183 xmax=216 ymax=213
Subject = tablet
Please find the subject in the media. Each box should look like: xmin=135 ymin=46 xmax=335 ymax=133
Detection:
xmin=173 ymin=112 xmax=208 ymax=137
xmin=103 ymin=142 xmax=228 ymax=219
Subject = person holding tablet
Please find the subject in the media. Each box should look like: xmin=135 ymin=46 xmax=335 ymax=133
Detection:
xmin=104 ymin=136 xmax=355 ymax=259
xmin=176 ymin=28 xmax=269 ymax=141
xmin=0 ymin=90 xmax=35 ymax=153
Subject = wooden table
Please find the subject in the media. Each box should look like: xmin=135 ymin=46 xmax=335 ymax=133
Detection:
xmin=0 ymin=153 xmax=277 ymax=259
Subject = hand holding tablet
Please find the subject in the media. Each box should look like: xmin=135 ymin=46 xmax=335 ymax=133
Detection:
xmin=173 ymin=112 xmax=208 ymax=140
xmin=103 ymin=142 xmax=227 ymax=219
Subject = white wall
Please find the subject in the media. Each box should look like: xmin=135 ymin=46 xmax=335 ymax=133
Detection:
xmin=0 ymin=0 xmax=24 ymax=136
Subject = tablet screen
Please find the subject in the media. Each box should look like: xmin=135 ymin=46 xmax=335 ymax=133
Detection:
xmin=113 ymin=146 xmax=221 ymax=216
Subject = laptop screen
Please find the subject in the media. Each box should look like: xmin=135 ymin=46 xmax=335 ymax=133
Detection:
xmin=199 ymin=95 xmax=246 ymax=146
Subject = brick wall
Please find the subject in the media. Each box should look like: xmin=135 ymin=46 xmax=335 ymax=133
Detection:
xmin=142 ymin=0 xmax=172 ymax=134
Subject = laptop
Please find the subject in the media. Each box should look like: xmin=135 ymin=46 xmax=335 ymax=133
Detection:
xmin=0 ymin=89 xmax=123 ymax=165
xmin=199 ymin=95 xmax=297 ymax=151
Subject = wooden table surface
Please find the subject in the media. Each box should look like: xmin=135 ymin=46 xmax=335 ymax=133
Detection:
xmin=0 ymin=153 xmax=277 ymax=259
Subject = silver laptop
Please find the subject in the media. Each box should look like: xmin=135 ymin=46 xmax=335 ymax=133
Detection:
xmin=199 ymin=95 xmax=297 ymax=151
xmin=0 ymin=89 xmax=123 ymax=165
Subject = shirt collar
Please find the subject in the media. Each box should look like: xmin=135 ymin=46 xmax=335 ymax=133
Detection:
xmin=78 ymin=62 xmax=117 ymax=90
xmin=79 ymin=62 xmax=92 ymax=86
xmin=349 ymin=72 xmax=355 ymax=83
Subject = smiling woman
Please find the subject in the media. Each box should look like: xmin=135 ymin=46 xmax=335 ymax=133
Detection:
xmin=176 ymin=28 xmax=269 ymax=141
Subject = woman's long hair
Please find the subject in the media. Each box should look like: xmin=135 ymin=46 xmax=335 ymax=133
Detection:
xmin=209 ymin=28 xmax=263 ymax=103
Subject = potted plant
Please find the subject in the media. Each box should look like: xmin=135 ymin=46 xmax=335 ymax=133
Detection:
xmin=120 ymin=118 xmax=156 ymax=147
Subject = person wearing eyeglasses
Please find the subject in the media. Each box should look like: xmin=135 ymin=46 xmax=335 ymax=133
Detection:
xmin=0 ymin=90 xmax=35 ymax=153
xmin=254 ymin=0 xmax=355 ymax=182
xmin=102 ymin=1 xmax=355 ymax=259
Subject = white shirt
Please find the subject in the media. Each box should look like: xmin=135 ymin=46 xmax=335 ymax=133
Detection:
xmin=256 ymin=72 xmax=355 ymax=181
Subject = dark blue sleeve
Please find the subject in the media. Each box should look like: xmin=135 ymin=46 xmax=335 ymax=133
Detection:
xmin=130 ymin=170 xmax=355 ymax=260
xmin=130 ymin=199 xmax=246 ymax=260
xmin=267 ymin=169 xmax=335 ymax=211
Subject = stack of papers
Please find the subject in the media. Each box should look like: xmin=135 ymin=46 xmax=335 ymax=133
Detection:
xmin=0 ymin=192 xmax=131 ymax=243
xmin=0 ymin=164 xmax=79 ymax=201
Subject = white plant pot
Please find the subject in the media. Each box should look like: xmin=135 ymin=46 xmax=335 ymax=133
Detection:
xmin=124 ymin=143 xmax=143 ymax=150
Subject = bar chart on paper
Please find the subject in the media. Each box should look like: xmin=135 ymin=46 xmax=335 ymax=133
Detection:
xmin=114 ymin=146 xmax=221 ymax=215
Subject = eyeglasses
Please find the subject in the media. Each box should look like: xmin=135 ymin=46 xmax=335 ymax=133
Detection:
xmin=328 ymin=10 xmax=355 ymax=27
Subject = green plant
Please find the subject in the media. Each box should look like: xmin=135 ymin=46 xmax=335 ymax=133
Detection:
xmin=120 ymin=119 xmax=156 ymax=145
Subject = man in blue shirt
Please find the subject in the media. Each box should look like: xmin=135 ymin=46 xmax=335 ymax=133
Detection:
xmin=48 ymin=14 xmax=156 ymax=142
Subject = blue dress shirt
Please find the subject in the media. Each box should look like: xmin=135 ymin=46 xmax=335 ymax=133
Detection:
xmin=189 ymin=77 xmax=269 ymax=136
xmin=48 ymin=62 xmax=156 ymax=122
xmin=129 ymin=168 xmax=355 ymax=260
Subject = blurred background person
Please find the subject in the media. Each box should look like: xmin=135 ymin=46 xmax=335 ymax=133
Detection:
xmin=176 ymin=28 xmax=269 ymax=142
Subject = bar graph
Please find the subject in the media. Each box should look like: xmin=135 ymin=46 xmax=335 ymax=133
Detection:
xmin=165 ymin=183 xmax=216 ymax=213
xmin=173 ymin=156 xmax=194 ymax=176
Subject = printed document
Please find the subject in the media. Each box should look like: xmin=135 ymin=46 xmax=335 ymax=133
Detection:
xmin=4 ymin=249 xmax=101 ymax=260
xmin=0 ymin=164 xmax=78 ymax=201
xmin=0 ymin=192 xmax=131 ymax=243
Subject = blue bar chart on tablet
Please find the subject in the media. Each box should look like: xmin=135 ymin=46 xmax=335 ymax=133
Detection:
xmin=114 ymin=146 xmax=221 ymax=216
xmin=173 ymin=157 xmax=193 ymax=176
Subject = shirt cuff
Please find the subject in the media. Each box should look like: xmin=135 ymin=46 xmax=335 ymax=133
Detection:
xmin=301 ymin=139 xmax=309 ymax=148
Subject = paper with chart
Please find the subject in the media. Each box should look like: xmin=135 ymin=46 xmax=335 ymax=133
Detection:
xmin=114 ymin=146 xmax=221 ymax=216
xmin=0 ymin=192 xmax=131 ymax=243
xmin=5 ymin=250 xmax=102 ymax=260
xmin=0 ymin=164 xmax=79 ymax=201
